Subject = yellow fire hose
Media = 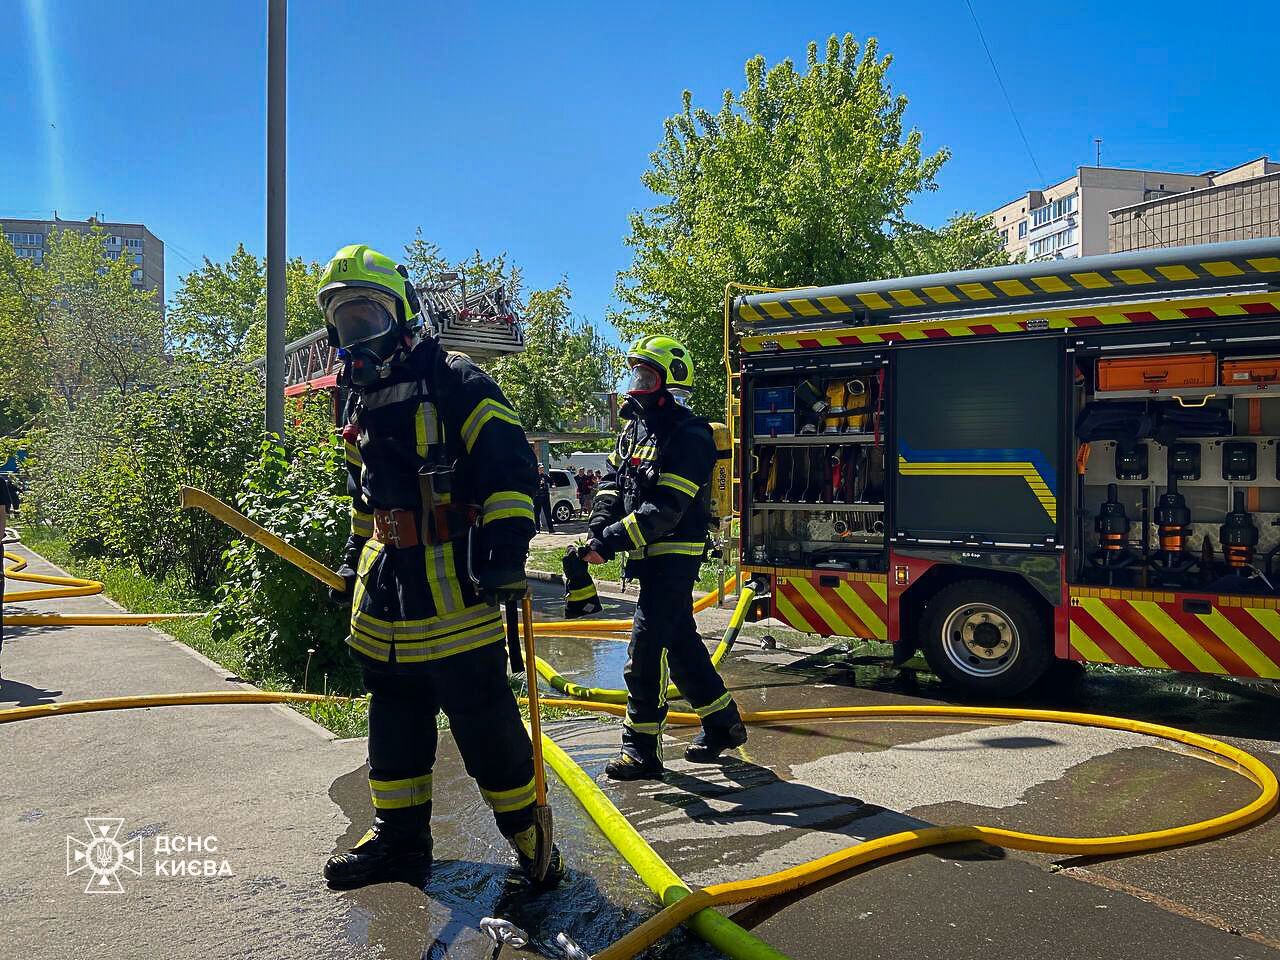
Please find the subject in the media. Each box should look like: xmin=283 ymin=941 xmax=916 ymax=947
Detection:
xmin=2 ymin=687 xmax=1275 ymax=960
xmin=534 ymin=584 xmax=756 ymax=704
xmin=3 ymin=548 xmax=201 ymax=627
xmin=24 ymin=492 xmax=1267 ymax=955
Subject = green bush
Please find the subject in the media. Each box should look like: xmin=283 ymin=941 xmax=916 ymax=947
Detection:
xmin=212 ymin=435 xmax=356 ymax=687
xmin=26 ymin=360 xmax=263 ymax=592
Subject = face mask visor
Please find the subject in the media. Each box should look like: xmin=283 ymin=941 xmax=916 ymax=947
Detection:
xmin=625 ymin=361 xmax=663 ymax=397
xmin=326 ymin=291 xmax=398 ymax=351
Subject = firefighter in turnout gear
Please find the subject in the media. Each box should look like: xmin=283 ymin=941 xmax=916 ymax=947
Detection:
xmin=584 ymin=336 xmax=747 ymax=780
xmin=317 ymin=244 xmax=563 ymax=887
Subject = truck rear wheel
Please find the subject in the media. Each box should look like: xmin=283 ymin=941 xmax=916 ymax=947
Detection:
xmin=919 ymin=580 xmax=1051 ymax=698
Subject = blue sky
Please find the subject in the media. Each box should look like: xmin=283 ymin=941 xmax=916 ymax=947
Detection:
xmin=2 ymin=0 xmax=1275 ymax=339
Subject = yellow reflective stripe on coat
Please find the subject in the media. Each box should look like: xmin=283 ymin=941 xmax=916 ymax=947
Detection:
xmin=369 ymin=773 xmax=432 ymax=809
xmin=566 ymin=584 xmax=597 ymax=602
xmin=479 ymin=777 xmax=537 ymax=814
xmin=347 ymin=627 xmax=392 ymax=661
xmin=656 ymin=473 xmax=700 ymax=498
xmin=643 ymin=540 xmax=705 ymax=558
xmin=693 ymin=690 xmax=733 ymax=719
xmin=395 ymin=615 xmax=505 ymax=663
xmin=483 ymin=490 xmax=535 ymax=525
xmin=356 ymin=601 xmax=498 ymax=640
xmin=460 ymin=398 xmax=521 ymax=452
xmin=350 ymin=507 xmax=373 ymax=538
xmin=622 ymin=513 xmax=646 ymax=548
xmin=344 ymin=440 xmax=361 ymax=466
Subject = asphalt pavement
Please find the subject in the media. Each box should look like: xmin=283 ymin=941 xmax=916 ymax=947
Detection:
xmin=2 ymin=542 xmax=1278 ymax=960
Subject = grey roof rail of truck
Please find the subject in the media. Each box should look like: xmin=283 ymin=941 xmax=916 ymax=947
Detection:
xmin=733 ymin=237 xmax=1280 ymax=333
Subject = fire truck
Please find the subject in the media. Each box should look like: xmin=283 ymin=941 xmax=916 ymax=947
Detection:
xmin=728 ymin=238 xmax=1280 ymax=696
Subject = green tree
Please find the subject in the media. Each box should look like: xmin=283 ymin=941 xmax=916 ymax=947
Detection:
xmin=613 ymin=34 xmax=948 ymax=415
xmin=0 ymin=227 xmax=163 ymax=412
xmin=402 ymin=229 xmax=620 ymax=432
xmin=168 ymin=244 xmax=323 ymax=360
xmin=881 ymin=213 xmax=1012 ymax=278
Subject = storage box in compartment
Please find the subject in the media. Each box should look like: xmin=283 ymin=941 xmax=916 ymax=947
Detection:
xmin=753 ymin=411 xmax=796 ymax=437
xmin=1222 ymin=357 xmax=1280 ymax=386
xmin=753 ymin=386 xmax=795 ymax=412
xmin=1096 ymin=353 xmax=1216 ymax=392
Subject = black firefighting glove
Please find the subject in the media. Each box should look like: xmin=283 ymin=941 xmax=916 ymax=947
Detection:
xmin=584 ymin=538 xmax=615 ymax=563
xmin=475 ymin=543 xmax=529 ymax=605
xmin=329 ymin=564 xmax=357 ymax=608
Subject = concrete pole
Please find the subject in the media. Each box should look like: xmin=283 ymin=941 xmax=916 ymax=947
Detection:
xmin=265 ymin=0 xmax=287 ymax=439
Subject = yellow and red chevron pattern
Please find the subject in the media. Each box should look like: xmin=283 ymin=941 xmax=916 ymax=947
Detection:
xmin=772 ymin=572 xmax=889 ymax=641
xmin=1068 ymin=587 xmax=1280 ymax=679
xmin=740 ymin=292 xmax=1280 ymax=354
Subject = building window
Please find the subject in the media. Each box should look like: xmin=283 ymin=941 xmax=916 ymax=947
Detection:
xmin=1031 ymin=193 xmax=1077 ymax=228
xmin=1018 ymin=221 xmax=1028 ymax=239
xmin=5 ymin=232 xmax=44 ymax=247
xmin=107 ymin=235 xmax=121 ymax=247
xmin=131 ymin=269 xmax=143 ymax=283
xmin=125 ymin=238 xmax=143 ymax=250
xmin=1029 ymin=225 xmax=1078 ymax=259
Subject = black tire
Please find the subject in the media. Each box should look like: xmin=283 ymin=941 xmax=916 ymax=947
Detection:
xmin=553 ymin=502 xmax=574 ymax=524
xmin=919 ymin=579 xmax=1052 ymax=698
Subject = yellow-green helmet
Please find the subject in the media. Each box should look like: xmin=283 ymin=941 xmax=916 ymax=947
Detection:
xmin=317 ymin=244 xmax=420 ymax=328
xmin=627 ymin=334 xmax=695 ymax=394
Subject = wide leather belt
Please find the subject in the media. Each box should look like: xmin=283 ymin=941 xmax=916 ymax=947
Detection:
xmin=372 ymin=505 xmax=479 ymax=548
xmin=373 ymin=509 xmax=420 ymax=549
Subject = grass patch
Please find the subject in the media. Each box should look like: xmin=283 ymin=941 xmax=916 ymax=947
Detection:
xmin=16 ymin=526 xmax=235 ymax=671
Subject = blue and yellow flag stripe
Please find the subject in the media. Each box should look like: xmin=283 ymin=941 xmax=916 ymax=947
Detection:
xmin=897 ymin=443 xmax=1057 ymax=523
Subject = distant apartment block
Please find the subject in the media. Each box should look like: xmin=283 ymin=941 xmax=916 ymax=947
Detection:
xmin=984 ymin=157 xmax=1280 ymax=263
xmin=1 ymin=214 xmax=164 ymax=298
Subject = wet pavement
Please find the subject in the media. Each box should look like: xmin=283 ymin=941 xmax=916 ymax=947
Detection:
xmin=2 ymin=544 xmax=1278 ymax=959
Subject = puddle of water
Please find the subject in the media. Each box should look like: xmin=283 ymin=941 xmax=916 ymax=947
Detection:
xmin=328 ymin=747 xmax=725 ymax=959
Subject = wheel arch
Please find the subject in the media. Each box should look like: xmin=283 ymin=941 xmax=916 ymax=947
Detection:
xmin=899 ymin=563 xmax=1054 ymax=652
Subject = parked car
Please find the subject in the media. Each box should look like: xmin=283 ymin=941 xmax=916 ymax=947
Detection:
xmin=547 ymin=469 xmax=578 ymax=523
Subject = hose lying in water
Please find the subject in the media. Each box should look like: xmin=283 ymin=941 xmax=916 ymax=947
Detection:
xmin=3 ymin=548 xmax=201 ymax=627
xmin=530 ymin=573 xmax=739 ymax=637
xmin=535 ymin=584 xmax=756 ymax=704
xmin=3 ymin=690 xmax=1275 ymax=960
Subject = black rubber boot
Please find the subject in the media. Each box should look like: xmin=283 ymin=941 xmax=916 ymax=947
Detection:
xmin=323 ymin=821 xmax=432 ymax=888
xmin=604 ymin=751 xmax=665 ymax=782
xmin=508 ymin=825 xmax=567 ymax=886
xmin=684 ymin=722 xmax=748 ymax=763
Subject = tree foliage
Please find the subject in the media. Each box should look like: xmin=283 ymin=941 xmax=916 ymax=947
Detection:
xmin=26 ymin=360 xmax=265 ymax=591
xmin=612 ymin=33 xmax=951 ymax=414
xmin=882 ymin=213 xmax=1012 ymax=278
xmin=402 ymin=228 xmax=620 ymax=432
xmin=167 ymin=244 xmax=324 ymax=361
xmin=0 ymin=227 xmax=164 ymax=417
xmin=212 ymin=427 xmax=353 ymax=683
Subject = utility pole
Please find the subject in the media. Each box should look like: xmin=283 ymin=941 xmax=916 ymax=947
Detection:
xmin=265 ymin=0 xmax=287 ymax=439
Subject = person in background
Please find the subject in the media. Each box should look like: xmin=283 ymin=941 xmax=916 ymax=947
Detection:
xmin=584 ymin=336 xmax=746 ymax=781
xmin=0 ymin=474 xmax=19 ymax=681
xmin=534 ymin=464 xmax=556 ymax=533
xmin=574 ymin=468 xmax=590 ymax=513
xmin=581 ymin=469 xmax=596 ymax=513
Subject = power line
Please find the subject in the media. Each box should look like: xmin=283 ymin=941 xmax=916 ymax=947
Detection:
xmin=962 ymin=0 xmax=1046 ymax=185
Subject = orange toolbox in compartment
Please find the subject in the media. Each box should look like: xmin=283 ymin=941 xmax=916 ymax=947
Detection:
xmin=1222 ymin=356 xmax=1280 ymax=386
xmin=1096 ymin=353 xmax=1217 ymax=392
